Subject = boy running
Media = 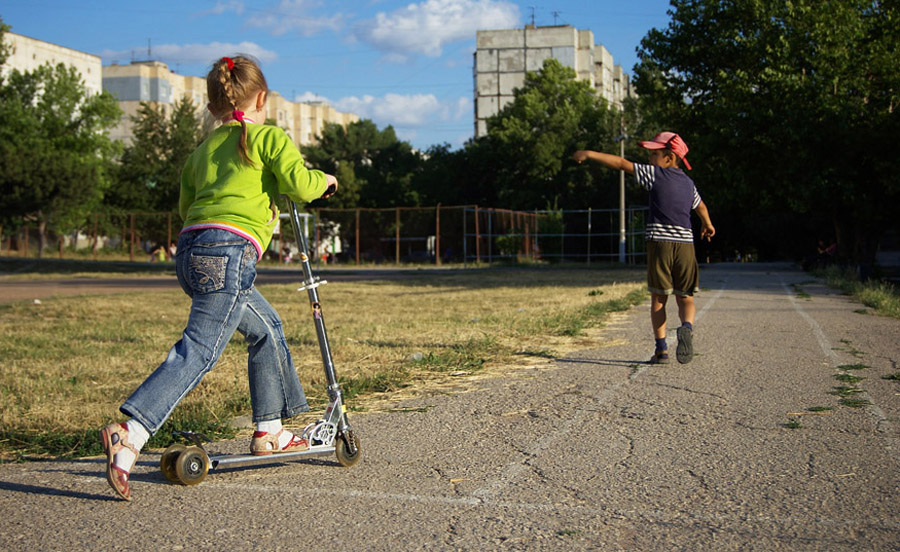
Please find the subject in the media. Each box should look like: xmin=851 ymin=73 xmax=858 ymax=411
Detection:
xmin=573 ymin=132 xmax=715 ymax=364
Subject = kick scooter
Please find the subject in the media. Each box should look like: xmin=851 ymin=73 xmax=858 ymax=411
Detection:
xmin=159 ymin=196 xmax=361 ymax=486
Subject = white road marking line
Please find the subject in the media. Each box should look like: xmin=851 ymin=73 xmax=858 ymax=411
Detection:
xmin=214 ymin=482 xmax=900 ymax=530
xmin=781 ymin=281 xmax=897 ymax=443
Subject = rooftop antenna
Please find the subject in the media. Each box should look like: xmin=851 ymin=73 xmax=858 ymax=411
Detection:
xmin=529 ymin=6 xmax=535 ymax=26
xmin=552 ymin=10 xmax=561 ymax=25
xmin=147 ymin=39 xmax=151 ymax=59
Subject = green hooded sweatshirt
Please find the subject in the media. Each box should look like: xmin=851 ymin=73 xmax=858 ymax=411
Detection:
xmin=180 ymin=122 xmax=328 ymax=258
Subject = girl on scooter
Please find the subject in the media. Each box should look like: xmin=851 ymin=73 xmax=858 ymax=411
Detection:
xmin=101 ymin=54 xmax=337 ymax=501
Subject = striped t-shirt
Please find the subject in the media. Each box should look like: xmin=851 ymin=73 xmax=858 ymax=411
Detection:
xmin=634 ymin=163 xmax=701 ymax=243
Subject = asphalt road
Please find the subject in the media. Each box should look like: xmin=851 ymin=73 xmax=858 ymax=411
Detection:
xmin=0 ymin=266 xmax=436 ymax=303
xmin=0 ymin=262 xmax=898 ymax=551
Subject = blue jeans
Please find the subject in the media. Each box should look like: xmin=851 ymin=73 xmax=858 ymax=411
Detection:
xmin=121 ymin=229 xmax=309 ymax=435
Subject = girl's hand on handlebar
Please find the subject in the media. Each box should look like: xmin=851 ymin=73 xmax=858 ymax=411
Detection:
xmin=322 ymin=174 xmax=338 ymax=198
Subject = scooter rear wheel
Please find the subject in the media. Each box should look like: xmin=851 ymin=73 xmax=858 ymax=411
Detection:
xmin=160 ymin=444 xmax=187 ymax=483
xmin=175 ymin=446 xmax=209 ymax=485
xmin=335 ymin=432 xmax=361 ymax=467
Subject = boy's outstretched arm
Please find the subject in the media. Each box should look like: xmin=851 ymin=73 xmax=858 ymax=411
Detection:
xmin=573 ymin=150 xmax=634 ymax=175
xmin=694 ymin=200 xmax=716 ymax=242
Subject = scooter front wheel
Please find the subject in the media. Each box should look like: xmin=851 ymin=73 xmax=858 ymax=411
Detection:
xmin=335 ymin=432 xmax=361 ymax=467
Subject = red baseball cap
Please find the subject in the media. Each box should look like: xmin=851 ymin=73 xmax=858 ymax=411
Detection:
xmin=639 ymin=131 xmax=692 ymax=170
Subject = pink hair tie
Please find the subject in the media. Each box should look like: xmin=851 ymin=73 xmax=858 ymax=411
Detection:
xmin=221 ymin=57 xmax=234 ymax=70
xmin=232 ymin=110 xmax=244 ymax=122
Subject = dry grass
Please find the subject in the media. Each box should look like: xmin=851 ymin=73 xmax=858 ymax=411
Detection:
xmin=0 ymin=266 xmax=645 ymax=458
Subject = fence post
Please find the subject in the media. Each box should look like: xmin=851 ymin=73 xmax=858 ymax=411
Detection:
xmin=587 ymin=208 xmax=592 ymax=265
xmin=355 ymin=208 xmax=360 ymax=266
xmin=523 ymin=214 xmax=530 ymax=259
xmin=129 ymin=214 xmax=135 ymax=262
xmin=463 ymin=207 xmax=467 ymax=267
xmin=487 ymin=209 xmax=493 ymax=264
xmin=560 ymin=210 xmax=564 ymax=262
xmin=92 ymin=215 xmax=98 ymax=261
xmin=474 ymin=205 xmax=481 ymax=263
xmin=395 ymin=207 xmax=401 ymax=264
xmin=23 ymin=226 xmax=29 ymax=257
xmin=167 ymin=212 xmax=172 ymax=255
xmin=435 ymin=203 xmax=441 ymax=266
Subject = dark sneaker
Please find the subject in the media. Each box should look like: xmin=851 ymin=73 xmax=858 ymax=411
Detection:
xmin=676 ymin=326 xmax=693 ymax=364
xmin=649 ymin=350 xmax=669 ymax=364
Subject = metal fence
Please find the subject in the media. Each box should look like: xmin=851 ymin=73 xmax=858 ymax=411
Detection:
xmin=303 ymin=205 xmax=648 ymax=266
xmin=1 ymin=205 xmax=649 ymax=265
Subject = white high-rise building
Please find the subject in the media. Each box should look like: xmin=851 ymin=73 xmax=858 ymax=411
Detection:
xmin=2 ymin=32 xmax=103 ymax=96
xmin=474 ymin=25 xmax=635 ymax=137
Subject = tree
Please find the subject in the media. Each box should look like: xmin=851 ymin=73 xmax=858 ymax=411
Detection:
xmin=0 ymin=17 xmax=10 ymax=68
xmin=635 ymin=0 xmax=900 ymax=265
xmin=414 ymin=143 xmax=478 ymax=206
xmin=108 ymin=99 xmax=202 ymax=213
xmin=478 ymin=58 xmax=618 ymax=210
xmin=303 ymin=119 xmax=422 ymax=208
xmin=0 ymin=58 xmax=122 ymax=256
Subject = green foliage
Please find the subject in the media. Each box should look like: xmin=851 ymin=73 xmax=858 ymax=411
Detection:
xmin=635 ymin=0 xmax=900 ymax=263
xmin=537 ymin=199 xmax=565 ymax=261
xmin=409 ymin=59 xmax=621 ymax=211
xmin=0 ymin=18 xmax=10 ymax=69
xmin=481 ymin=58 xmax=619 ymax=210
xmin=107 ymin=99 xmax=202 ymax=213
xmin=0 ymin=60 xmax=122 ymax=251
xmin=495 ymin=233 xmax=523 ymax=258
xmin=303 ymin=119 xmax=422 ymax=208
xmin=819 ymin=265 xmax=900 ymax=319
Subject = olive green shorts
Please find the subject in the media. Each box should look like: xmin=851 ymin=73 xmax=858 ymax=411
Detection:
xmin=647 ymin=240 xmax=700 ymax=297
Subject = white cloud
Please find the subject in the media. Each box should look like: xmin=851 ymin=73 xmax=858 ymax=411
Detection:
xmin=100 ymin=42 xmax=278 ymax=66
xmin=336 ymin=93 xmax=452 ymax=127
xmin=245 ymin=0 xmax=347 ymax=36
xmin=297 ymin=91 xmax=473 ymax=148
xmin=194 ymin=1 xmax=245 ymax=17
xmin=453 ymin=96 xmax=471 ymax=120
xmin=354 ymin=0 xmax=519 ymax=59
xmin=294 ymin=91 xmax=331 ymax=103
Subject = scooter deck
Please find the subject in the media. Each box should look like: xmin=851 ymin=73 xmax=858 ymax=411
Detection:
xmin=209 ymin=444 xmax=337 ymax=469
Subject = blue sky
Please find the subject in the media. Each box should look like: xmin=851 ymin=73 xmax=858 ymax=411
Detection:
xmin=2 ymin=0 xmax=673 ymax=150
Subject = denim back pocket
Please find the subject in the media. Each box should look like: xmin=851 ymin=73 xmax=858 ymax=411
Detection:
xmin=189 ymin=254 xmax=229 ymax=293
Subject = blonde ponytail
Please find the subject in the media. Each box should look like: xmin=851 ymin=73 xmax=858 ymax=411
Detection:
xmin=207 ymin=56 xmax=268 ymax=166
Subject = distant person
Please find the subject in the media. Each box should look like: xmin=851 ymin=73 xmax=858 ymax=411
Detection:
xmin=281 ymin=243 xmax=293 ymax=264
xmin=149 ymin=243 xmax=166 ymax=262
xmin=819 ymin=240 xmax=836 ymax=264
xmin=804 ymin=239 xmax=836 ymax=270
xmin=100 ymin=55 xmax=338 ymax=501
xmin=573 ymin=131 xmax=715 ymax=365
xmin=167 ymin=241 xmax=177 ymax=260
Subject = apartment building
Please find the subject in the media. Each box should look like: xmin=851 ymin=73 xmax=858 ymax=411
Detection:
xmin=473 ymin=25 xmax=635 ymax=137
xmin=102 ymin=60 xmax=208 ymax=143
xmin=103 ymin=60 xmax=359 ymax=148
xmin=1 ymin=31 xmax=358 ymax=149
xmin=1 ymin=32 xmax=103 ymax=96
